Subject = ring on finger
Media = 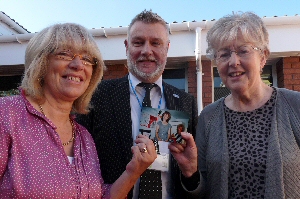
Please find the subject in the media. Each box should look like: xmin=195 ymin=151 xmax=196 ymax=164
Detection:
xmin=141 ymin=147 xmax=148 ymax=153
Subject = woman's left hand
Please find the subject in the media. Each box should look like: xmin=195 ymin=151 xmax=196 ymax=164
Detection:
xmin=126 ymin=134 xmax=157 ymax=178
xmin=169 ymin=132 xmax=197 ymax=177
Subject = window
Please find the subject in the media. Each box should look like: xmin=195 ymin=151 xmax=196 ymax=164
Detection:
xmin=162 ymin=68 xmax=186 ymax=91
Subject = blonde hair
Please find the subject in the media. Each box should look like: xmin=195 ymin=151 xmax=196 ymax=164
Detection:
xmin=206 ymin=12 xmax=270 ymax=60
xmin=21 ymin=23 xmax=105 ymax=114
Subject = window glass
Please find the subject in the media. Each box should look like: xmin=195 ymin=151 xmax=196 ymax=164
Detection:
xmin=163 ymin=68 xmax=186 ymax=91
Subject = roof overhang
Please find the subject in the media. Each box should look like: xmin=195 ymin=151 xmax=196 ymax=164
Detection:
xmin=1 ymin=15 xmax=300 ymax=76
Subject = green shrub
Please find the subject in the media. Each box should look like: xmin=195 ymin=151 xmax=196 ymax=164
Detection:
xmin=0 ymin=89 xmax=20 ymax=97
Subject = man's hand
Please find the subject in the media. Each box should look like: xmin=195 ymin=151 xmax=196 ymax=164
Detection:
xmin=168 ymin=132 xmax=197 ymax=177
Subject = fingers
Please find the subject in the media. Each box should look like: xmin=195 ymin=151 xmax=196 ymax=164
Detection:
xmin=127 ymin=145 xmax=156 ymax=177
xmin=169 ymin=132 xmax=194 ymax=153
xmin=141 ymin=147 xmax=148 ymax=153
xmin=130 ymin=145 xmax=157 ymax=167
xmin=127 ymin=135 xmax=161 ymax=178
xmin=168 ymin=132 xmax=198 ymax=177
xmin=136 ymin=134 xmax=149 ymax=139
xmin=136 ymin=142 xmax=148 ymax=154
xmin=180 ymin=132 xmax=196 ymax=148
xmin=169 ymin=142 xmax=185 ymax=153
xmin=133 ymin=142 xmax=156 ymax=161
xmin=135 ymin=135 xmax=156 ymax=156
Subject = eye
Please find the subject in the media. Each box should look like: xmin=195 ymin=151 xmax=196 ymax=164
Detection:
xmin=238 ymin=46 xmax=251 ymax=55
xmin=132 ymin=41 xmax=143 ymax=46
xmin=152 ymin=41 xmax=161 ymax=46
xmin=239 ymin=50 xmax=250 ymax=55
xmin=81 ymin=55 xmax=93 ymax=63
xmin=55 ymin=51 xmax=73 ymax=60
xmin=217 ymin=50 xmax=230 ymax=58
xmin=56 ymin=51 xmax=72 ymax=57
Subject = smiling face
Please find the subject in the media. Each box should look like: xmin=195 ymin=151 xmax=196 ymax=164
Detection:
xmin=43 ymin=48 xmax=93 ymax=102
xmin=163 ymin=113 xmax=169 ymax=121
xmin=216 ymin=33 xmax=266 ymax=94
xmin=125 ymin=21 xmax=170 ymax=83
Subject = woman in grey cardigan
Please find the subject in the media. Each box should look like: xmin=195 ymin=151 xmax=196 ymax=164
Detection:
xmin=170 ymin=11 xmax=300 ymax=199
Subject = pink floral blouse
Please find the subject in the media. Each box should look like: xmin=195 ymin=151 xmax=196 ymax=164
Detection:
xmin=0 ymin=91 xmax=111 ymax=198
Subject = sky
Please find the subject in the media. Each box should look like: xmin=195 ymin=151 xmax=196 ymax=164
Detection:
xmin=1 ymin=0 xmax=300 ymax=33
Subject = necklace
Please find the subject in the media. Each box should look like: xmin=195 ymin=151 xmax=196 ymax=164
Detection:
xmin=39 ymin=104 xmax=75 ymax=146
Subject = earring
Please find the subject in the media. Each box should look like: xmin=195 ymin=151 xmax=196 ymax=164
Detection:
xmin=38 ymin=77 xmax=44 ymax=87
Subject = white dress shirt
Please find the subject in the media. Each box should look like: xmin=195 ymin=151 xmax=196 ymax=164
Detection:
xmin=128 ymin=73 xmax=172 ymax=199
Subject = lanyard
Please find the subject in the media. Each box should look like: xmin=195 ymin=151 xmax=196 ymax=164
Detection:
xmin=129 ymin=76 xmax=163 ymax=109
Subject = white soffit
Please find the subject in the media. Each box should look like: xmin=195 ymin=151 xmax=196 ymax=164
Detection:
xmin=0 ymin=15 xmax=300 ymax=65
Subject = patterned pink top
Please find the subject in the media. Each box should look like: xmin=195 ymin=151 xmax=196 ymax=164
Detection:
xmin=0 ymin=91 xmax=111 ymax=198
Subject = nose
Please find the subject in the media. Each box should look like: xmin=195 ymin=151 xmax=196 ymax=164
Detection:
xmin=69 ymin=56 xmax=84 ymax=70
xmin=141 ymin=42 xmax=153 ymax=55
xmin=228 ymin=51 xmax=240 ymax=67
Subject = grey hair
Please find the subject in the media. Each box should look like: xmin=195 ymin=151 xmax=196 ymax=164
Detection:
xmin=21 ymin=23 xmax=105 ymax=114
xmin=127 ymin=9 xmax=169 ymax=39
xmin=206 ymin=12 xmax=270 ymax=60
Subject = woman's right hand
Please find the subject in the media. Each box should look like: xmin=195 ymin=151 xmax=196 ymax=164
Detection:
xmin=110 ymin=135 xmax=157 ymax=198
xmin=126 ymin=134 xmax=157 ymax=178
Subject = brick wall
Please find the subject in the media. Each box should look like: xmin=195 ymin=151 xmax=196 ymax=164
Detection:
xmin=202 ymin=60 xmax=213 ymax=107
xmin=181 ymin=60 xmax=213 ymax=108
xmin=281 ymin=57 xmax=300 ymax=91
xmin=103 ymin=64 xmax=128 ymax=80
xmin=187 ymin=61 xmax=197 ymax=99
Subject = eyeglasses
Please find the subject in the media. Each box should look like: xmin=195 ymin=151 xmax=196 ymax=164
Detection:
xmin=54 ymin=50 xmax=97 ymax=66
xmin=215 ymin=45 xmax=261 ymax=63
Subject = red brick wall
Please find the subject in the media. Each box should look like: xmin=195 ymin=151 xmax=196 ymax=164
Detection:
xmin=202 ymin=60 xmax=213 ymax=107
xmin=281 ymin=57 xmax=300 ymax=91
xmin=103 ymin=64 xmax=128 ymax=80
xmin=187 ymin=60 xmax=213 ymax=107
xmin=187 ymin=61 xmax=197 ymax=99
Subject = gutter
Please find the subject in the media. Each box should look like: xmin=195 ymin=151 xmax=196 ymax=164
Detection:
xmin=0 ymin=27 xmax=128 ymax=43
xmin=1 ymin=15 xmax=300 ymax=43
xmin=0 ymin=33 xmax=35 ymax=43
xmin=0 ymin=12 xmax=29 ymax=34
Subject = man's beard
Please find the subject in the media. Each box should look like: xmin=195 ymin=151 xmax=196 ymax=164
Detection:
xmin=127 ymin=55 xmax=166 ymax=82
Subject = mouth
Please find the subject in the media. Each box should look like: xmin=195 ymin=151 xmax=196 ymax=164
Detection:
xmin=137 ymin=56 xmax=156 ymax=63
xmin=64 ymin=76 xmax=82 ymax=82
xmin=138 ymin=60 xmax=156 ymax=63
xmin=229 ymin=72 xmax=245 ymax=77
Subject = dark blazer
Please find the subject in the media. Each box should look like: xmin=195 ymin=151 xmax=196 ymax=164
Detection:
xmin=77 ymin=75 xmax=198 ymax=199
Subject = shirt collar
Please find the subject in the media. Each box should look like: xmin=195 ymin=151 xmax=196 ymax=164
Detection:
xmin=129 ymin=72 xmax=163 ymax=92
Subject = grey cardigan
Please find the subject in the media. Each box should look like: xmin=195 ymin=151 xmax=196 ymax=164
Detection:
xmin=194 ymin=88 xmax=300 ymax=199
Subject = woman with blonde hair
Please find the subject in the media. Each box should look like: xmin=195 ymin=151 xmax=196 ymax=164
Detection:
xmin=0 ymin=23 xmax=156 ymax=198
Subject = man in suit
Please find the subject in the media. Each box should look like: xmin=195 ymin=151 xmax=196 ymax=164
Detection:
xmin=77 ymin=10 xmax=198 ymax=198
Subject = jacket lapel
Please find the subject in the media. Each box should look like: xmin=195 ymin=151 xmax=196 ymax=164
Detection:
xmin=163 ymin=81 xmax=181 ymax=110
xmin=111 ymin=76 xmax=134 ymax=162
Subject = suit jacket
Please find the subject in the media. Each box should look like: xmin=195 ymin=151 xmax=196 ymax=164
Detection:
xmin=77 ymin=75 xmax=198 ymax=199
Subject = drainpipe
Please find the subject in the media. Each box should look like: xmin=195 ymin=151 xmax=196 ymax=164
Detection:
xmin=195 ymin=27 xmax=203 ymax=114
